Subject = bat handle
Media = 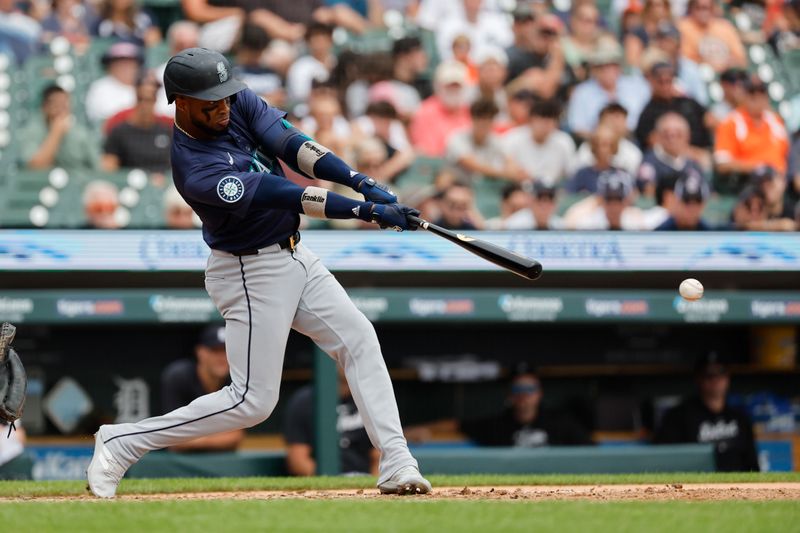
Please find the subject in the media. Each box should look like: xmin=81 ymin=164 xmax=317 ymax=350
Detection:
xmin=407 ymin=215 xmax=429 ymax=230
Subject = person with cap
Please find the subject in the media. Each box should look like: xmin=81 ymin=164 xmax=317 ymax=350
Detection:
xmin=566 ymin=41 xmax=650 ymax=138
xmin=102 ymin=70 xmax=173 ymax=172
xmin=85 ymin=40 xmax=145 ymax=124
xmin=485 ymin=181 xmax=563 ymax=230
xmin=678 ymin=0 xmax=747 ymax=73
xmin=505 ymin=8 xmax=566 ymax=101
xmin=747 ymin=165 xmax=797 ymax=230
xmin=637 ymin=112 xmax=705 ymax=198
xmin=446 ymin=98 xmax=524 ymax=183
xmin=623 ymin=0 xmax=674 ymax=69
xmin=405 ymin=364 xmax=592 ymax=447
xmin=87 ymin=47 xmax=430 ymax=498
xmin=284 ymin=365 xmax=379 ymax=477
xmin=17 ymin=84 xmax=99 ymax=171
xmin=410 ymin=61 xmax=472 ymax=157
xmin=654 ymin=352 xmax=760 ymax=472
xmin=708 ymin=67 xmax=748 ymax=125
xmin=714 ymin=75 xmax=790 ymax=182
xmin=730 ymin=183 xmax=768 ymax=230
xmin=564 ymin=168 xmax=644 ymax=230
xmin=646 ymin=20 xmax=708 ymax=106
xmin=471 ymin=46 xmax=509 ymax=114
xmin=159 ymin=324 xmax=245 ymax=452
xmin=635 ymin=60 xmax=711 ymax=162
xmin=571 ymin=103 xmax=643 ymax=177
xmin=655 ymin=171 xmax=712 ymax=230
xmin=502 ymin=98 xmax=576 ymax=185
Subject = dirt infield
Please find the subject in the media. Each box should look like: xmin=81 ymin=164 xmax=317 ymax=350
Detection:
xmin=7 ymin=483 xmax=800 ymax=503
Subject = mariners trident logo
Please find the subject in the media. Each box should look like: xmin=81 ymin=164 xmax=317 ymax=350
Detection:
xmin=217 ymin=176 xmax=244 ymax=203
xmin=217 ymin=61 xmax=228 ymax=82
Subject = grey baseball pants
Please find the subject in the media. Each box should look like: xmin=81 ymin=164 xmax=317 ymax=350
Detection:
xmin=100 ymin=242 xmax=418 ymax=484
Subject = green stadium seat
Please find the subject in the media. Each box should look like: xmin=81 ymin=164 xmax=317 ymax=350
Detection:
xmin=395 ymin=156 xmax=444 ymax=189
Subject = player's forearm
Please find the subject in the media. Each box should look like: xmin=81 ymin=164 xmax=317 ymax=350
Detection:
xmin=252 ymin=173 xmax=375 ymax=221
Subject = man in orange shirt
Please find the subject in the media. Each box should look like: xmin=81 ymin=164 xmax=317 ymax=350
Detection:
xmin=678 ymin=0 xmax=747 ymax=72
xmin=410 ymin=61 xmax=472 ymax=157
xmin=714 ymin=77 xmax=789 ymax=185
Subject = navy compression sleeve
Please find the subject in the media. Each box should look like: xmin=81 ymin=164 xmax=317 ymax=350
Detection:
xmin=260 ymin=119 xmax=362 ymax=188
xmin=251 ymin=173 xmax=374 ymax=221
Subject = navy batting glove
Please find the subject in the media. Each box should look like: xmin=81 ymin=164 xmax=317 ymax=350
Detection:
xmin=354 ymin=174 xmax=397 ymax=204
xmin=370 ymin=203 xmax=421 ymax=232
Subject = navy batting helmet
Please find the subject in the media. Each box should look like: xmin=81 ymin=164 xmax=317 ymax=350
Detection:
xmin=163 ymin=48 xmax=247 ymax=104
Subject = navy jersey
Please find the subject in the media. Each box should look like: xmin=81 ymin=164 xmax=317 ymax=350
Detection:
xmin=171 ymin=89 xmax=299 ymax=252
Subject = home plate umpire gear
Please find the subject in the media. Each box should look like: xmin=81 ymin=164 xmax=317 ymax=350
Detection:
xmin=87 ymin=48 xmax=430 ymax=497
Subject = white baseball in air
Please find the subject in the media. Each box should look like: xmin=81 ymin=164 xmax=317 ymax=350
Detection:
xmin=679 ymin=278 xmax=704 ymax=301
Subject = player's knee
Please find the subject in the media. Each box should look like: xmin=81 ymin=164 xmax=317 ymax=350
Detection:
xmin=238 ymin=389 xmax=279 ymax=426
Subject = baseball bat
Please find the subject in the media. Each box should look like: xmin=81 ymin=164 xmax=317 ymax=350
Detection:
xmin=408 ymin=216 xmax=542 ymax=280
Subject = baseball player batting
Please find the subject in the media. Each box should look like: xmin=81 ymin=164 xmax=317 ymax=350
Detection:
xmin=87 ymin=48 xmax=431 ymax=497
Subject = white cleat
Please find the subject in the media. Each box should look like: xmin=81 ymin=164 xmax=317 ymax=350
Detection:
xmin=86 ymin=428 xmax=127 ymax=498
xmin=378 ymin=466 xmax=432 ymax=495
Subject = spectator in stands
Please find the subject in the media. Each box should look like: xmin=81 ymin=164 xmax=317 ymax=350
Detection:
xmin=410 ymin=61 xmax=472 ymax=157
xmin=646 ymin=21 xmax=708 ymax=106
xmin=567 ymin=126 xmax=620 ymax=194
xmin=654 ymin=352 xmax=759 ymax=471
xmin=642 ymin=172 xmax=680 ymax=229
xmin=375 ymin=36 xmax=430 ymax=119
xmin=163 ymin=186 xmax=197 ymax=229
xmin=436 ymin=0 xmax=513 ymax=64
xmin=502 ymin=98 xmax=576 ymax=185
xmin=93 ymin=0 xmax=161 ymax=47
xmin=351 ymin=101 xmax=414 ymax=182
xmin=450 ymin=34 xmax=479 ymax=85
xmin=714 ymin=76 xmax=790 ymax=179
xmin=287 ymin=22 xmax=336 ymax=104
xmin=325 ymin=0 xmax=384 ymax=28
xmin=85 ymin=40 xmax=143 ymax=125
xmin=769 ymin=0 xmax=800 ymax=56
xmin=655 ymin=172 xmax=711 ymax=230
xmin=637 ymin=112 xmax=705 ymax=198
xmin=635 ymin=61 xmax=710 ymax=156
xmin=789 ymin=134 xmax=800 ymax=200
xmin=446 ymin=99 xmax=524 ymax=183
xmin=566 ymin=41 xmax=650 ymax=139
xmin=731 ymin=184 xmax=768 ymax=230
xmin=161 ymin=325 xmax=244 ymax=452
xmin=18 ymin=84 xmax=99 ymax=171
xmin=571 ymin=103 xmax=642 ymax=177
xmin=750 ymin=165 xmax=798 ymax=230
xmin=406 ymin=364 xmax=592 ymax=447
xmin=472 ymin=46 xmax=509 ymax=116
xmin=624 ymin=0 xmax=674 ymax=69
xmin=40 ymin=0 xmax=97 ymax=49
xmin=102 ymin=71 xmax=172 ymax=172
xmin=82 ymin=180 xmax=121 ymax=229
xmin=505 ymin=8 xmax=566 ymax=101
xmin=284 ymin=366 xmax=378 ymax=476
xmin=709 ymin=67 xmax=748 ymax=125
xmin=233 ymin=23 xmax=286 ymax=109
xmin=434 ymin=180 xmax=483 ymax=230
xmin=300 ymin=90 xmax=352 ymax=157
xmin=0 ymin=0 xmax=40 ymax=64
xmin=678 ymin=0 xmax=747 ymax=72
xmin=484 ymin=183 xmax=534 ymax=230
xmin=565 ymin=169 xmax=643 ymax=230
xmin=155 ymin=21 xmax=200 ymax=117
xmin=495 ymin=88 xmax=536 ymax=134
xmin=561 ymin=1 xmax=616 ymax=83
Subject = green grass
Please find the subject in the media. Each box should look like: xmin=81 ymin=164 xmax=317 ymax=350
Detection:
xmin=0 ymin=472 xmax=797 ymax=498
xmin=1 ymin=500 xmax=798 ymax=533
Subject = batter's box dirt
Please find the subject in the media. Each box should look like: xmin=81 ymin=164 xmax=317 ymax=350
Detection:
xmin=6 ymin=483 xmax=800 ymax=503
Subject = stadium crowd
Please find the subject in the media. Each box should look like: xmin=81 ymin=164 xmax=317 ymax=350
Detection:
xmin=2 ymin=0 xmax=800 ymax=231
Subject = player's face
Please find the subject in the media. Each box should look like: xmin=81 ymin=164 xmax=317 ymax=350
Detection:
xmin=510 ymin=375 xmax=542 ymax=414
xmin=186 ymin=96 xmax=231 ymax=136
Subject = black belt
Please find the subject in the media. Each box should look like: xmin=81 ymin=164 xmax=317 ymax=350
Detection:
xmin=230 ymin=232 xmax=300 ymax=256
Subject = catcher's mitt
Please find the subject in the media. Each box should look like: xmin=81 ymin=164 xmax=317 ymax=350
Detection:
xmin=0 ymin=323 xmax=26 ymax=435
